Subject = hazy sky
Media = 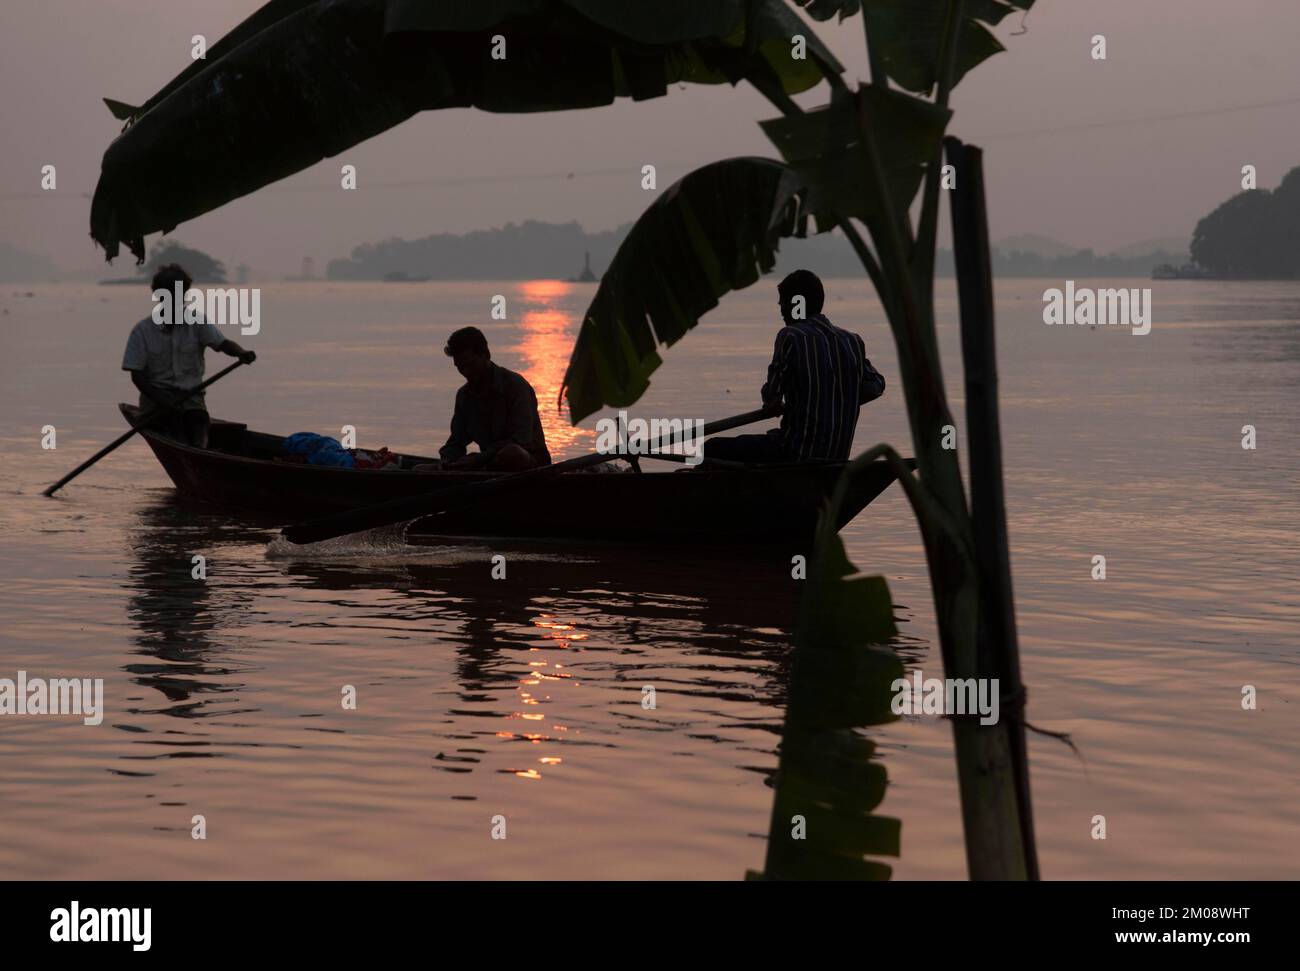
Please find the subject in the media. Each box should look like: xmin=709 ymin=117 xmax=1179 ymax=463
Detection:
xmin=3 ymin=0 xmax=1299 ymax=276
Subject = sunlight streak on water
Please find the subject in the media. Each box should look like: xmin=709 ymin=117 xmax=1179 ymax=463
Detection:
xmin=515 ymin=279 xmax=597 ymax=455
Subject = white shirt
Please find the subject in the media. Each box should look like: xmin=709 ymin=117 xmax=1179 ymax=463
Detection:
xmin=121 ymin=316 xmax=225 ymax=410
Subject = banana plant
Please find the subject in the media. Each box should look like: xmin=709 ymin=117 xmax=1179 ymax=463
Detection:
xmin=560 ymin=0 xmax=1039 ymax=879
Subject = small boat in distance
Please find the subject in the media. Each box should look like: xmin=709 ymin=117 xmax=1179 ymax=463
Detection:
xmin=383 ymin=270 xmax=432 ymax=282
xmin=120 ymin=405 xmax=907 ymax=545
xmin=1151 ymin=262 xmax=1210 ymax=280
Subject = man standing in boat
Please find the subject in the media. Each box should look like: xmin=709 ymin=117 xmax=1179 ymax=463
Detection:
xmin=705 ymin=269 xmax=885 ymax=464
xmin=437 ymin=326 xmax=551 ymax=471
xmin=121 ymin=263 xmax=256 ymax=449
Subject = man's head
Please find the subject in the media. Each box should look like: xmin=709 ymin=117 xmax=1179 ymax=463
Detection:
xmin=777 ymin=269 xmax=824 ymax=324
xmin=152 ymin=263 xmax=192 ymax=294
xmin=151 ymin=263 xmax=192 ymax=329
xmin=445 ymin=326 xmax=492 ymax=384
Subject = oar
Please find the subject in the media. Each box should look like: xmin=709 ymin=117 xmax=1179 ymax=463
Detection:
xmin=42 ymin=360 xmax=246 ymax=497
xmin=282 ymin=404 xmax=782 ymax=545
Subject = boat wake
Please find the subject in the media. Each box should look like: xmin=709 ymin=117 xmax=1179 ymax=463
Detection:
xmin=264 ymin=522 xmax=417 ymax=560
xmin=263 ymin=523 xmax=595 ymax=566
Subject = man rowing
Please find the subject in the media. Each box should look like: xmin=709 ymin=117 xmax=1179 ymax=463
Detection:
xmin=705 ymin=269 xmax=885 ymax=464
xmin=437 ymin=327 xmax=551 ymax=471
xmin=121 ymin=263 xmax=256 ymax=448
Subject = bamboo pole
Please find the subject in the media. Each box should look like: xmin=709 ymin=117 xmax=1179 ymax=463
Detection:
xmin=946 ymin=135 xmax=1039 ymax=879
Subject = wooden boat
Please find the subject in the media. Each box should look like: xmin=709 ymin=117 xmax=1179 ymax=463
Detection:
xmin=122 ymin=404 xmax=908 ymax=545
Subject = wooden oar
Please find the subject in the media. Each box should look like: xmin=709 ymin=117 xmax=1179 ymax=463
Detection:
xmin=42 ymin=360 xmax=246 ymax=497
xmin=282 ymin=404 xmax=782 ymax=545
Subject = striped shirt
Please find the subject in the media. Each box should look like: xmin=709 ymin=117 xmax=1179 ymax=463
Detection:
xmin=761 ymin=314 xmax=885 ymax=461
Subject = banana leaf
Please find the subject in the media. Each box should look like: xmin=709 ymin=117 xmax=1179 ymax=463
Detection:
xmin=754 ymin=500 xmax=905 ymax=880
xmin=113 ymin=0 xmax=323 ymax=126
xmin=559 ymin=84 xmax=947 ymax=421
xmin=788 ymin=0 xmax=862 ymax=21
xmin=860 ymin=0 xmax=1036 ymax=94
xmin=760 ymin=83 xmax=951 ymax=233
xmin=90 ymin=0 xmax=842 ymax=262
xmin=558 ymin=156 xmax=807 ymax=424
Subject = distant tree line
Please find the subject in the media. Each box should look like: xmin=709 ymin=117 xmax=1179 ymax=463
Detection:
xmin=781 ymin=238 xmax=1187 ymax=279
xmin=325 ymin=220 xmax=1184 ymax=281
xmin=940 ymin=247 xmax=1185 ymax=279
xmin=1191 ymin=165 xmax=1300 ymax=278
xmin=142 ymin=240 xmax=228 ymax=282
xmin=326 ymin=220 xmax=628 ymax=280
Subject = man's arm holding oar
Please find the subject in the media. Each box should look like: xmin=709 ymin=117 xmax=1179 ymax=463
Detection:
xmin=128 ymin=337 xmax=253 ymax=411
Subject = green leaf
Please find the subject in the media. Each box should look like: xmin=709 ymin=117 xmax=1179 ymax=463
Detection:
xmin=861 ymin=0 xmax=1036 ymax=94
xmin=385 ymin=0 xmax=547 ymax=32
xmin=789 ymin=0 xmax=863 ymax=22
xmin=559 ymin=157 xmax=807 ymax=422
xmin=754 ymin=457 xmax=911 ymax=880
xmin=779 ymin=730 xmax=887 ymax=805
xmin=752 ymin=852 xmax=894 ymax=881
xmin=802 ymin=551 xmax=899 ymax=646
xmin=102 ymin=98 xmax=141 ymax=121
xmin=772 ymin=792 xmax=902 ymax=857
xmin=760 ymin=84 xmax=951 ymax=233
xmin=788 ymin=644 xmax=903 ymax=729
xmin=132 ymin=0 xmax=321 ymax=119
xmin=91 ymin=0 xmax=843 ymax=261
xmin=92 ymin=0 xmax=419 ymax=262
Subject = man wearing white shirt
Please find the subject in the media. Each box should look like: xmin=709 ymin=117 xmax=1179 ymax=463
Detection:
xmin=121 ymin=263 xmax=256 ymax=448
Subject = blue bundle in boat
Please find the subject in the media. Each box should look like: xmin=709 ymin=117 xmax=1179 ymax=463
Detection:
xmin=281 ymin=432 xmax=355 ymax=469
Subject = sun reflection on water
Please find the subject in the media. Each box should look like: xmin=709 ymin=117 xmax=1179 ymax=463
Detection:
xmin=513 ymin=280 xmax=594 ymax=459
xmin=496 ymin=610 xmax=593 ymax=781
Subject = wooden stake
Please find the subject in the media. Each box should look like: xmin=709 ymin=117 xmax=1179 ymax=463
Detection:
xmin=946 ymin=135 xmax=1040 ymax=879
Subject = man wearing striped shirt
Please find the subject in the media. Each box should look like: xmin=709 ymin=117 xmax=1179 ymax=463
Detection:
xmin=706 ymin=270 xmax=885 ymax=464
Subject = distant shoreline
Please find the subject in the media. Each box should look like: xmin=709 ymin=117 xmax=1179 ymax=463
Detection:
xmin=6 ymin=274 xmax=1297 ymax=287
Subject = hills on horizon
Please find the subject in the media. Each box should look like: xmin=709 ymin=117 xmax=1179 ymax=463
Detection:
xmin=0 ymin=225 xmax=1193 ymax=284
xmin=25 ymin=166 xmax=1300 ymax=284
xmin=992 ymin=232 xmax=1190 ymax=261
xmin=325 ymin=220 xmax=629 ymax=282
xmin=321 ymin=221 xmax=1192 ymax=282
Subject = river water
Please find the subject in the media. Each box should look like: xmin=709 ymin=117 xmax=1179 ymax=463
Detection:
xmin=1 ymin=277 xmax=1296 ymax=878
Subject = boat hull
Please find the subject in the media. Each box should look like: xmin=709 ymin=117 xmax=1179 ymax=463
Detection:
xmin=122 ymin=405 xmax=906 ymax=545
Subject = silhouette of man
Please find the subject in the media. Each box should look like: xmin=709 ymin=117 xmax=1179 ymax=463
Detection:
xmin=121 ymin=263 xmax=256 ymax=448
xmin=438 ymin=326 xmax=551 ymax=472
xmin=706 ymin=270 xmax=885 ymax=464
